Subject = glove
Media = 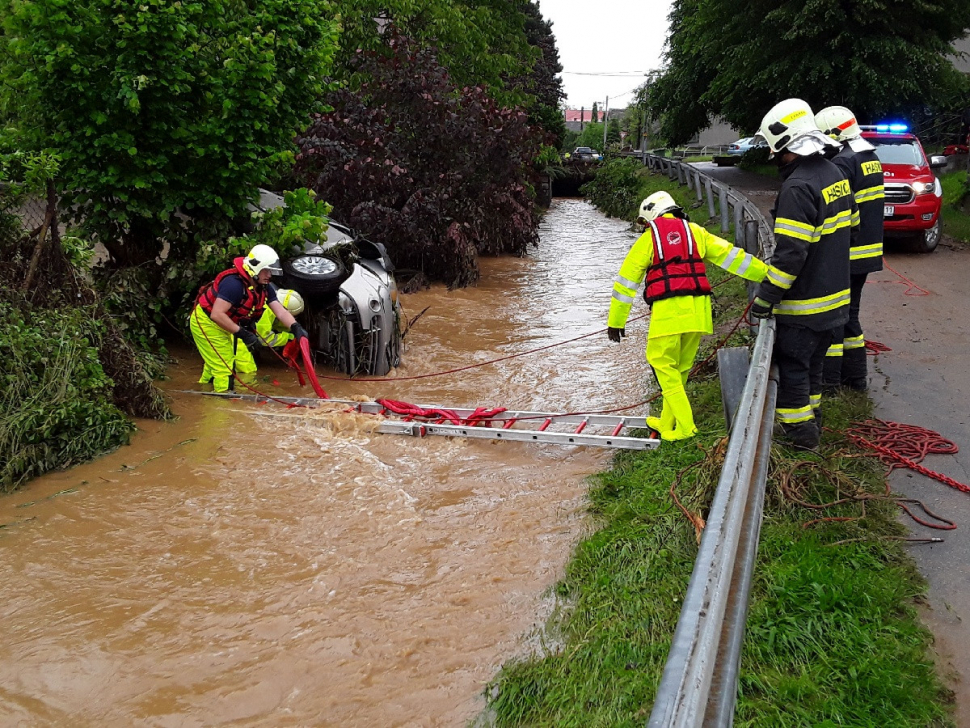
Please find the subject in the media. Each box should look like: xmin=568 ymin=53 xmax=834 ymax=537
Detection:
xmin=607 ymin=327 xmax=626 ymax=343
xmin=290 ymin=322 xmax=309 ymax=343
xmin=750 ymin=297 xmax=773 ymax=320
xmin=235 ymin=326 xmax=259 ymax=352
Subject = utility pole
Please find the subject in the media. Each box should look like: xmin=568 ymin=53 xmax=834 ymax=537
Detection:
xmin=580 ymin=106 xmax=585 ymax=132
xmin=603 ymin=96 xmax=609 ymax=151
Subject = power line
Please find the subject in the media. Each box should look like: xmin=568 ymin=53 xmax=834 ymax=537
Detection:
xmin=562 ymin=71 xmax=650 ymax=77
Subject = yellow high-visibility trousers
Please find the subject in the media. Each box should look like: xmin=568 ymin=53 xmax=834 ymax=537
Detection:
xmin=189 ymin=305 xmax=256 ymax=393
xmin=646 ymin=332 xmax=702 ymax=440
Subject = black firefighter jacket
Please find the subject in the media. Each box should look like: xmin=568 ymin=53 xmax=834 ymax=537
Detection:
xmin=755 ymin=153 xmax=858 ymax=332
xmin=832 ymin=145 xmax=884 ymax=276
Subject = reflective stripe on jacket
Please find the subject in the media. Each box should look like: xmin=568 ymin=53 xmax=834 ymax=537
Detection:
xmin=643 ymin=217 xmax=712 ymax=303
xmin=197 ymin=257 xmax=268 ymax=326
xmin=832 ymin=146 xmax=884 ymax=275
xmin=608 ymin=215 xmax=768 ymax=336
xmin=755 ymin=154 xmax=855 ymax=331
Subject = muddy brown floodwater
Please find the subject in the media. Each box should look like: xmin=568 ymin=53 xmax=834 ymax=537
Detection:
xmin=0 ymin=199 xmax=655 ymax=727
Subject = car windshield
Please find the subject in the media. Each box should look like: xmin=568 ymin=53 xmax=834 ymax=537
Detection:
xmin=575 ymin=147 xmax=591 ymax=153
xmin=870 ymin=138 xmax=925 ymax=166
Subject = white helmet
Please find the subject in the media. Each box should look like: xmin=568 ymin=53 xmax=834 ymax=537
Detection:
xmin=815 ymin=105 xmax=862 ymax=141
xmin=243 ymin=244 xmax=282 ymax=278
xmin=277 ymin=288 xmax=305 ymax=316
xmin=760 ymin=98 xmax=818 ymax=153
xmin=638 ymin=191 xmax=682 ymax=222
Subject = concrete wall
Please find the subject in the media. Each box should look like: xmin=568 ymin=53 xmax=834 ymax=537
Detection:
xmin=698 ymin=118 xmax=743 ymax=147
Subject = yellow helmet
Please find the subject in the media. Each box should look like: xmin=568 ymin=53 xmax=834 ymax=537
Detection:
xmin=638 ymin=191 xmax=681 ymax=223
xmin=815 ymin=105 xmax=862 ymax=141
xmin=243 ymin=244 xmax=282 ymax=278
xmin=277 ymin=288 xmax=305 ymax=315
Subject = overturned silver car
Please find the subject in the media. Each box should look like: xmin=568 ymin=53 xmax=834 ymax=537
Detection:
xmin=256 ymin=190 xmax=402 ymax=376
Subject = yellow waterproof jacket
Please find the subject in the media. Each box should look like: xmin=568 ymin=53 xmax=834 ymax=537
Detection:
xmin=255 ymin=307 xmax=294 ymax=348
xmin=608 ymin=215 xmax=768 ymax=337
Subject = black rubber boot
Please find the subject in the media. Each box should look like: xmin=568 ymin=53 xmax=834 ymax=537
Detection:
xmin=777 ymin=420 xmax=820 ymax=451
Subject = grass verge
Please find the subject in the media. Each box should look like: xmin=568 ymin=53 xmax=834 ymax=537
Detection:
xmin=484 ymin=165 xmax=952 ymax=726
xmin=939 ymin=170 xmax=970 ymax=245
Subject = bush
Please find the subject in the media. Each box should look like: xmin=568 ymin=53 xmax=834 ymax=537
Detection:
xmin=579 ymin=157 xmax=648 ymax=219
xmin=0 ymin=302 xmax=134 ymax=490
xmin=2 ymin=0 xmax=340 ymax=268
xmin=294 ymin=31 xmax=542 ymax=288
xmin=738 ymin=145 xmax=772 ymax=169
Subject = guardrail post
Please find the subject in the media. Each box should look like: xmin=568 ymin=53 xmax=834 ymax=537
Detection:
xmin=695 ymin=171 xmax=703 ymax=203
xmin=706 ymin=177 xmax=716 ymax=220
xmin=668 ymin=161 xmax=677 ymax=181
xmin=719 ymin=189 xmax=729 ymax=233
xmin=685 ymin=167 xmax=693 ymax=193
xmin=733 ymin=204 xmax=743 ymax=242
xmin=678 ymin=163 xmax=686 ymax=185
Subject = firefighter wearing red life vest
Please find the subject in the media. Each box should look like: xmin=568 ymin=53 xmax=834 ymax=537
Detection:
xmin=607 ymin=191 xmax=768 ymax=441
xmin=190 ymin=244 xmax=309 ymax=392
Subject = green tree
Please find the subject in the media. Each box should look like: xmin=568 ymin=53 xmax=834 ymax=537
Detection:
xmin=591 ymin=102 xmax=599 ymax=124
xmin=508 ymin=0 xmax=566 ymax=147
xmin=606 ymin=117 xmax=621 ymax=145
xmin=1 ymin=0 xmax=339 ymax=266
xmin=332 ymin=0 xmax=536 ymax=107
xmin=649 ymin=0 xmax=970 ymax=144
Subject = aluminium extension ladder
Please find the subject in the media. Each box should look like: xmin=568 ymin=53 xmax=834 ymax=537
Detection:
xmin=189 ymin=391 xmax=661 ymax=451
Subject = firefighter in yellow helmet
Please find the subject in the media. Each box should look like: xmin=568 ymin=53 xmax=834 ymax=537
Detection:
xmin=233 ymin=288 xmax=306 ymax=377
xmin=607 ymin=191 xmax=768 ymax=441
xmin=190 ymin=244 xmax=309 ymax=392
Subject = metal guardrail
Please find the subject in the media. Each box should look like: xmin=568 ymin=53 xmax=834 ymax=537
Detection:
xmin=632 ymin=153 xmax=779 ymax=726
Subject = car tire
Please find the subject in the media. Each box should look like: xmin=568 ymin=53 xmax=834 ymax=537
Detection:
xmin=281 ymin=255 xmax=350 ymax=296
xmin=908 ymin=217 xmax=942 ymax=254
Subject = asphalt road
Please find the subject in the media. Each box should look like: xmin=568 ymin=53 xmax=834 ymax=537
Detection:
xmin=698 ymin=161 xmax=970 ymax=722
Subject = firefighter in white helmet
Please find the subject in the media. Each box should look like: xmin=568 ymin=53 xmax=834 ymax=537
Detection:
xmin=751 ymin=98 xmax=857 ymax=449
xmin=233 ymin=288 xmax=307 ymax=377
xmin=815 ymin=105 xmax=884 ymax=392
xmin=190 ymin=244 xmax=309 ymax=392
xmin=607 ymin=190 xmax=768 ymax=441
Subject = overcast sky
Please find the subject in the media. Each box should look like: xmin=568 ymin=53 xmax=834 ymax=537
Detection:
xmin=538 ymin=0 xmax=673 ymax=111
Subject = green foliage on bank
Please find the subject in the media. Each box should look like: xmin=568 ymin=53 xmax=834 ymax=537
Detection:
xmin=0 ymin=0 xmax=341 ymax=265
xmin=485 ymin=165 xmax=951 ymax=725
xmin=0 ymin=304 xmax=134 ymax=491
xmin=940 ymin=169 xmax=970 ymax=245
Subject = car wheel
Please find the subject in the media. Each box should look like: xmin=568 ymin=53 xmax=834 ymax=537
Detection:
xmin=282 ymin=255 xmax=351 ymax=295
xmin=908 ymin=217 xmax=942 ymax=254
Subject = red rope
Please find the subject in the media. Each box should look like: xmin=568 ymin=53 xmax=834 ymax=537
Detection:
xmin=865 ymin=340 xmax=891 ymax=355
xmin=876 ymin=261 xmax=931 ymax=296
xmin=311 ymin=313 xmax=648 ymax=383
xmin=845 ymin=418 xmax=968 ymax=494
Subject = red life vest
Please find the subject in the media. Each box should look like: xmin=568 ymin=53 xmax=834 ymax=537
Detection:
xmin=643 ymin=217 xmax=712 ymax=304
xmin=196 ymin=257 xmax=268 ymax=325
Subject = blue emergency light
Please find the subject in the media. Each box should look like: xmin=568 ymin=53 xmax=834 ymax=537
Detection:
xmin=875 ymin=123 xmax=909 ymax=133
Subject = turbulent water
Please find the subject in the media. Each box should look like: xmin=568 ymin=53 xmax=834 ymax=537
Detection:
xmin=0 ymin=199 xmax=653 ymax=726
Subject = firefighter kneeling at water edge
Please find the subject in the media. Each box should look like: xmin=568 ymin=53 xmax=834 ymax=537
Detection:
xmin=190 ymin=244 xmax=309 ymax=392
xmin=607 ymin=191 xmax=768 ymax=442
